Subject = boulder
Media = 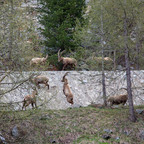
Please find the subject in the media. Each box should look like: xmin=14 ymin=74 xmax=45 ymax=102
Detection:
xmin=136 ymin=109 xmax=144 ymax=114
xmin=139 ymin=130 xmax=144 ymax=141
xmin=102 ymin=134 xmax=111 ymax=140
xmin=103 ymin=129 xmax=113 ymax=134
xmin=0 ymin=134 xmax=7 ymax=144
xmin=11 ymin=125 xmax=26 ymax=138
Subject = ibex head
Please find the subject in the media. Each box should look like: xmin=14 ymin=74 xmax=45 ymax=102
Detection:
xmin=58 ymin=49 xmax=65 ymax=62
xmin=61 ymin=72 xmax=69 ymax=82
xmin=67 ymin=96 xmax=74 ymax=104
xmin=32 ymin=87 xmax=38 ymax=95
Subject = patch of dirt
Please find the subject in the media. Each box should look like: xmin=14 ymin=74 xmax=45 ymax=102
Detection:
xmin=58 ymin=132 xmax=80 ymax=144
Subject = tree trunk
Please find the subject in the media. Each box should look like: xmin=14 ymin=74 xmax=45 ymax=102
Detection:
xmin=100 ymin=0 xmax=107 ymax=106
xmin=8 ymin=0 xmax=14 ymax=60
xmin=123 ymin=0 xmax=136 ymax=122
xmin=135 ymin=27 xmax=140 ymax=70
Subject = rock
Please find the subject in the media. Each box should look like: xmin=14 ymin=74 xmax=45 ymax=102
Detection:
xmin=139 ymin=130 xmax=144 ymax=140
xmin=115 ymin=136 xmax=120 ymax=140
xmin=112 ymin=105 xmax=119 ymax=108
xmin=20 ymin=58 xmax=25 ymax=62
xmin=123 ymin=130 xmax=130 ymax=136
xmin=103 ymin=129 xmax=113 ymax=134
xmin=85 ymin=0 xmax=90 ymax=4
xmin=0 ymin=135 xmax=7 ymax=144
xmin=82 ymin=80 xmax=88 ymax=84
xmin=130 ymin=67 xmax=134 ymax=70
xmin=102 ymin=134 xmax=111 ymax=140
xmin=50 ymin=139 xmax=57 ymax=143
xmin=136 ymin=109 xmax=144 ymax=114
xmin=81 ymin=68 xmax=89 ymax=71
xmin=72 ymin=104 xmax=81 ymax=108
xmin=78 ymin=61 xmax=85 ymax=66
xmin=11 ymin=126 xmax=26 ymax=138
xmin=40 ymin=114 xmax=51 ymax=120
xmin=117 ymin=65 xmax=124 ymax=70
xmin=11 ymin=126 xmax=19 ymax=138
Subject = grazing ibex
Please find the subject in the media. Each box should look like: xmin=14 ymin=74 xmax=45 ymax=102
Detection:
xmin=30 ymin=54 xmax=48 ymax=66
xmin=61 ymin=72 xmax=74 ymax=104
xmin=107 ymin=88 xmax=128 ymax=107
xmin=22 ymin=87 xmax=38 ymax=110
xmin=93 ymin=57 xmax=113 ymax=62
xmin=58 ymin=49 xmax=77 ymax=70
xmin=103 ymin=57 xmax=113 ymax=62
xmin=32 ymin=75 xmax=49 ymax=89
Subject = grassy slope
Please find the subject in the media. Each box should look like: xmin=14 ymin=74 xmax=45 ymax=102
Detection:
xmin=0 ymin=105 xmax=144 ymax=144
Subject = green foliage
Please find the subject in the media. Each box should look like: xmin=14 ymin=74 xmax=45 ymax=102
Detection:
xmin=48 ymin=54 xmax=62 ymax=69
xmin=75 ymin=134 xmax=110 ymax=144
xmin=0 ymin=0 xmax=42 ymax=70
xmin=86 ymin=57 xmax=113 ymax=71
xmin=38 ymin=0 xmax=86 ymax=54
xmin=72 ymin=46 xmax=85 ymax=61
xmin=80 ymin=0 xmax=144 ymax=69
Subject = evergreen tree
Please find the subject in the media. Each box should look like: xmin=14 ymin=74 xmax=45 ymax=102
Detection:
xmin=38 ymin=0 xmax=86 ymax=54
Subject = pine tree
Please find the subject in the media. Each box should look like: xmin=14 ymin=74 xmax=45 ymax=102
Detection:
xmin=38 ymin=0 xmax=86 ymax=54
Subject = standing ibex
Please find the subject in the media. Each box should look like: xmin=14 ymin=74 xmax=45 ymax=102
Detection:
xmin=22 ymin=87 xmax=38 ymax=110
xmin=30 ymin=54 xmax=48 ymax=66
xmin=32 ymin=75 xmax=49 ymax=89
xmin=58 ymin=49 xmax=77 ymax=70
xmin=62 ymin=72 xmax=74 ymax=104
xmin=107 ymin=88 xmax=128 ymax=107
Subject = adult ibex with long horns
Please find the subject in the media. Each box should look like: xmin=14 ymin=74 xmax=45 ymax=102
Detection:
xmin=62 ymin=72 xmax=74 ymax=104
xmin=58 ymin=49 xmax=77 ymax=70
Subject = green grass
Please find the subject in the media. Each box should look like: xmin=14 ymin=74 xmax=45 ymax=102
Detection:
xmin=0 ymin=105 xmax=144 ymax=144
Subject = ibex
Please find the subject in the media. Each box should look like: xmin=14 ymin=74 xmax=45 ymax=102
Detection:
xmin=58 ymin=49 xmax=77 ymax=70
xmin=104 ymin=57 xmax=113 ymax=62
xmin=32 ymin=75 xmax=49 ymax=89
xmin=22 ymin=87 xmax=38 ymax=110
xmin=107 ymin=88 xmax=128 ymax=106
xmin=30 ymin=54 xmax=48 ymax=66
xmin=93 ymin=57 xmax=113 ymax=62
xmin=61 ymin=72 xmax=74 ymax=104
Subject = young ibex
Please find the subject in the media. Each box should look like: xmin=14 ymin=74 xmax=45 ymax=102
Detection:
xmin=61 ymin=72 xmax=74 ymax=104
xmin=32 ymin=75 xmax=49 ymax=89
xmin=30 ymin=54 xmax=48 ymax=66
xmin=107 ymin=88 xmax=128 ymax=107
xmin=22 ymin=87 xmax=38 ymax=110
xmin=58 ymin=49 xmax=77 ymax=70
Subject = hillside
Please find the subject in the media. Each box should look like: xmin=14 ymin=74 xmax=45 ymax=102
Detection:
xmin=0 ymin=105 xmax=144 ymax=144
